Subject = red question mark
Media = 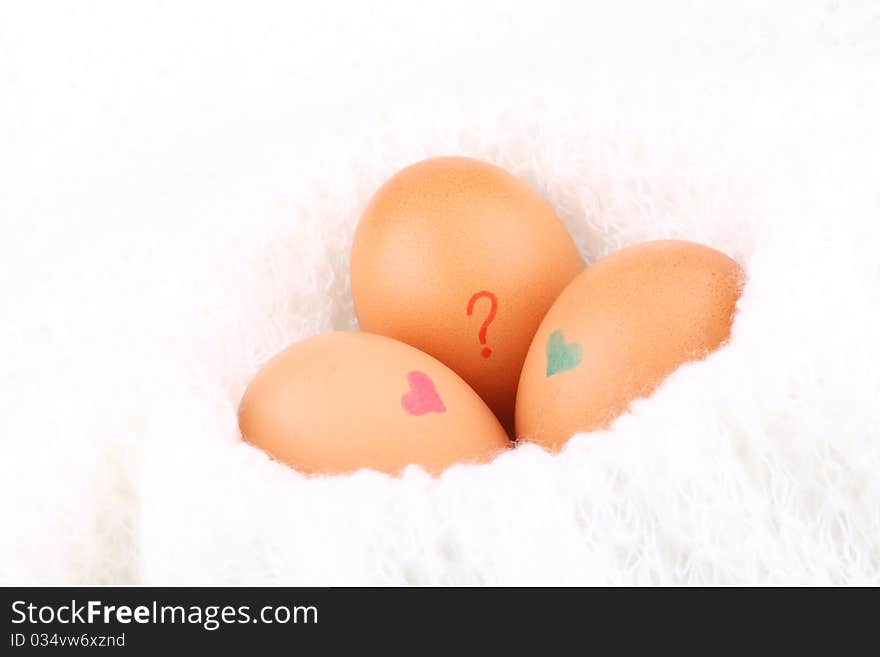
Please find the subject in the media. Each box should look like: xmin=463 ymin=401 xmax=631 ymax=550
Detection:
xmin=466 ymin=291 xmax=498 ymax=359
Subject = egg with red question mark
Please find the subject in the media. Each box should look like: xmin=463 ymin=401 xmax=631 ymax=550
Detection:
xmin=350 ymin=157 xmax=584 ymax=432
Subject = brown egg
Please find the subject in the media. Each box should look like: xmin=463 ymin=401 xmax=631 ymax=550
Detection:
xmin=515 ymin=240 xmax=744 ymax=449
xmin=238 ymin=332 xmax=510 ymax=475
xmin=350 ymin=157 xmax=583 ymax=433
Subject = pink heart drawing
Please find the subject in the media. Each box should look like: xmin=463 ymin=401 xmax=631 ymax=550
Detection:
xmin=401 ymin=370 xmax=446 ymax=416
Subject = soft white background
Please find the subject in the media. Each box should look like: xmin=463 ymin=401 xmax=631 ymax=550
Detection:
xmin=2 ymin=0 xmax=878 ymax=584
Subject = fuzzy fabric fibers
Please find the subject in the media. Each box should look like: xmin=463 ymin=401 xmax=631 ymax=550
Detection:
xmin=1 ymin=1 xmax=879 ymax=585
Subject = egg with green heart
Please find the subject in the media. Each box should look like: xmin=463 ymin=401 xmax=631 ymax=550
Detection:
xmin=515 ymin=240 xmax=744 ymax=449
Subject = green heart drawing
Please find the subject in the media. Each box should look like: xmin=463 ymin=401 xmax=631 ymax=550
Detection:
xmin=545 ymin=329 xmax=583 ymax=377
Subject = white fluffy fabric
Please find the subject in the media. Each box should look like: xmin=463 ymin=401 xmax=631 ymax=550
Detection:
xmin=2 ymin=1 xmax=879 ymax=585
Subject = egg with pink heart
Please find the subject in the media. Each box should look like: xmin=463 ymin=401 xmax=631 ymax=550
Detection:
xmin=239 ymin=332 xmax=510 ymax=475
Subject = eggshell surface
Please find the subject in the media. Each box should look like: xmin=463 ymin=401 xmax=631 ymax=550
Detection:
xmin=515 ymin=240 xmax=744 ymax=449
xmin=238 ymin=332 xmax=510 ymax=475
xmin=350 ymin=157 xmax=583 ymax=432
